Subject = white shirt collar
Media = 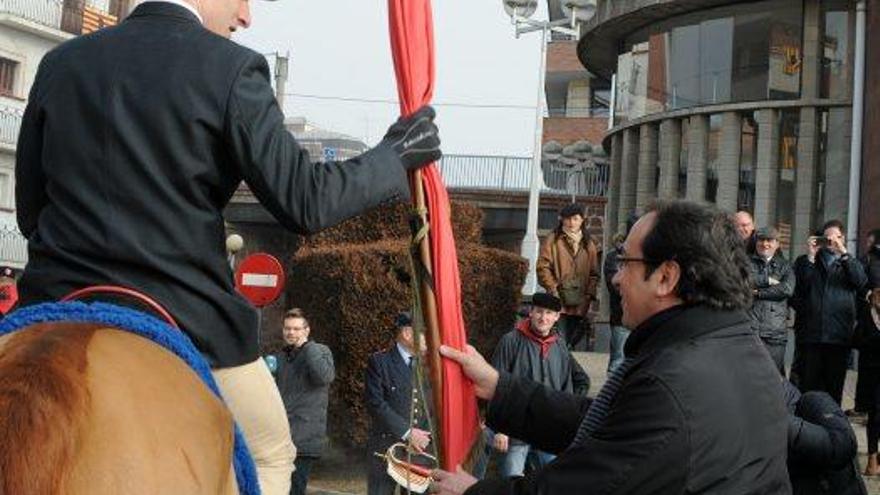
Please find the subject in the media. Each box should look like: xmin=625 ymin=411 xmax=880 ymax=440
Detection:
xmin=141 ymin=0 xmax=203 ymax=24
xmin=396 ymin=342 xmax=413 ymax=365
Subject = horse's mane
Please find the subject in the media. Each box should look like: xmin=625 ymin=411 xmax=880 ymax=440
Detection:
xmin=0 ymin=322 xmax=98 ymax=494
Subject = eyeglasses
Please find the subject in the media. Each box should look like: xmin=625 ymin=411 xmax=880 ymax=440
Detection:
xmin=615 ymin=256 xmax=661 ymax=271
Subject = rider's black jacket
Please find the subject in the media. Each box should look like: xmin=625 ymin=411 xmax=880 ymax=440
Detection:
xmin=15 ymin=2 xmax=408 ymax=367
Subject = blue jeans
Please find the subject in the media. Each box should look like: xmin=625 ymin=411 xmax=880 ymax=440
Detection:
xmin=499 ymin=442 xmax=555 ymax=478
xmin=608 ymin=325 xmax=630 ymax=373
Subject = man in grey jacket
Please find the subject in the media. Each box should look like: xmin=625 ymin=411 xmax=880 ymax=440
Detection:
xmin=273 ymin=308 xmax=335 ymax=495
xmin=749 ymin=227 xmax=795 ymax=375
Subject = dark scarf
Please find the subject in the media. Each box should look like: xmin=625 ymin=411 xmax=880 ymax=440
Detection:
xmin=282 ymin=341 xmax=306 ymax=362
xmin=570 ymin=304 xmax=687 ymax=448
xmin=516 ymin=318 xmax=558 ymax=359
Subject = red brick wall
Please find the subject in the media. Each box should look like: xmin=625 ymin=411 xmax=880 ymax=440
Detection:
xmin=862 ymin=2 xmax=880 ymax=249
xmin=546 ymin=40 xmax=584 ymax=73
xmin=543 ymin=116 xmax=608 ymax=146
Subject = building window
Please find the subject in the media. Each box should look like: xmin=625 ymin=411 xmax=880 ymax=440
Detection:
xmin=816 ymin=107 xmax=851 ymax=227
xmin=821 ymin=0 xmax=854 ymax=99
xmin=706 ymin=114 xmax=722 ymax=203
xmin=776 ymin=109 xmax=800 ymax=256
xmin=0 ymin=58 xmax=18 ymax=98
xmin=738 ymin=112 xmax=758 ymax=214
xmin=678 ymin=118 xmax=689 ymax=198
xmin=615 ymin=0 xmax=803 ymax=120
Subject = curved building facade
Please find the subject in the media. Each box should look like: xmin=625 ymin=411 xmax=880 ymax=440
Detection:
xmin=578 ymin=0 xmax=865 ymax=258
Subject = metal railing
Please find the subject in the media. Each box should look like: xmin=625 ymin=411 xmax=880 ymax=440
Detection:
xmin=437 ymin=154 xmax=608 ymax=197
xmin=0 ymin=105 xmax=22 ymax=147
xmin=0 ymin=0 xmax=64 ymax=30
xmin=0 ymin=224 xmax=27 ymax=268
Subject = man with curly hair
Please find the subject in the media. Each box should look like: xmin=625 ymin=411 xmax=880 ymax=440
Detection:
xmin=432 ymin=200 xmax=790 ymax=494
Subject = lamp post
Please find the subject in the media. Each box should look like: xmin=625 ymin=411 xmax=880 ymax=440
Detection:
xmin=226 ymin=233 xmax=244 ymax=269
xmin=502 ymin=0 xmax=596 ymax=295
xmin=543 ymin=140 xmax=602 ymax=201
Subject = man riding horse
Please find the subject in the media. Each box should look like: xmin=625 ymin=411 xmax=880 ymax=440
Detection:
xmin=10 ymin=0 xmax=441 ymax=492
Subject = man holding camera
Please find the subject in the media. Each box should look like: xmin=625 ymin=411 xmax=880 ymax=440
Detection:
xmin=797 ymin=220 xmax=867 ymax=404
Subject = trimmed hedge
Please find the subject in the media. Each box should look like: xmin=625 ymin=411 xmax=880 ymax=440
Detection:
xmin=299 ymin=201 xmax=484 ymax=249
xmin=277 ymin=239 xmax=526 ymax=448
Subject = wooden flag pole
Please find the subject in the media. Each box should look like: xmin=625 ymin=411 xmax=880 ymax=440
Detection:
xmin=408 ymin=169 xmax=445 ymax=464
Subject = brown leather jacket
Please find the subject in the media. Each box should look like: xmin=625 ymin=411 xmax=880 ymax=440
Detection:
xmin=536 ymin=230 xmax=600 ymax=317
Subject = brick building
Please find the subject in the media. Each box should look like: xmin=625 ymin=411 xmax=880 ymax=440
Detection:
xmin=577 ymin=0 xmax=877 ymax=257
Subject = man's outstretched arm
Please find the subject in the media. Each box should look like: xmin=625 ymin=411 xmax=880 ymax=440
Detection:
xmin=224 ymin=54 xmax=439 ymax=235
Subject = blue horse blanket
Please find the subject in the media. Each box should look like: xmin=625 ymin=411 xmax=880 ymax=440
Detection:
xmin=0 ymin=302 xmax=260 ymax=495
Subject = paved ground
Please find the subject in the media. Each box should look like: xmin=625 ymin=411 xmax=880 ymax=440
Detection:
xmin=304 ymin=348 xmax=880 ymax=494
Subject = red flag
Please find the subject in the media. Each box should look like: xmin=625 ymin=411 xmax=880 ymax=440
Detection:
xmin=387 ymin=0 xmax=479 ymax=470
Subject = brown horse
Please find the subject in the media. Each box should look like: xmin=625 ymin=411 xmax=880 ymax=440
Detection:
xmin=0 ymin=321 xmax=239 ymax=494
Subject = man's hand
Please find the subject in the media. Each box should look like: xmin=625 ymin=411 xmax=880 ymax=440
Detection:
xmin=408 ymin=428 xmax=431 ymax=453
xmin=492 ymin=433 xmax=509 ymax=453
xmin=828 ymin=235 xmax=847 ymax=256
xmin=439 ymin=345 xmax=499 ymax=400
xmin=380 ymin=105 xmax=441 ymax=171
xmin=807 ymin=237 xmax=820 ymax=263
xmin=432 ymin=466 xmax=478 ymax=495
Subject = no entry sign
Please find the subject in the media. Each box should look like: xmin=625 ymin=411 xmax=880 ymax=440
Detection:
xmin=235 ymin=253 xmax=286 ymax=307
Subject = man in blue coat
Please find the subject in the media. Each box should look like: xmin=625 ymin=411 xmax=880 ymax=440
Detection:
xmin=364 ymin=312 xmax=432 ymax=495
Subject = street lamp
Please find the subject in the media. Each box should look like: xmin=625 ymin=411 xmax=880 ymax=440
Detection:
xmin=502 ymin=0 xmax=596 ymax=295
xmin=543 ymin=140 xmax=600 ymax=201
xmin=226 ymin=233 xmax=244 ymax=269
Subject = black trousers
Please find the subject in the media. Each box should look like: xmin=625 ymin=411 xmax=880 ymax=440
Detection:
xmin=290 ymin=456 xmax=316 ymax=495
xmin=858 ymin=348 xmax=880 ymax=454
xmin=558 ymin=314 xmax=586 ymax=350
xmin=800 ymin=343 xmax=850 ymax=405
xmin=760 ymin=337 xmax=787 ymax=376
xmin=368 ymin=456 xmax=398 ymax=495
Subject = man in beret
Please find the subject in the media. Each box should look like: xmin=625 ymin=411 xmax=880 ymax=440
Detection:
xmin=487 ymin=293 xmax=589 ymax=478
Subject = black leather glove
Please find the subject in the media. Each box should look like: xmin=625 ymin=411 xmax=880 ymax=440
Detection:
xmin=380 ymin=105 xmax=441 ymax=171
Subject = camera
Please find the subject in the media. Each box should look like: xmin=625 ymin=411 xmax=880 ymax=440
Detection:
xmin=808 ymin=236 xmax=829 ymax=247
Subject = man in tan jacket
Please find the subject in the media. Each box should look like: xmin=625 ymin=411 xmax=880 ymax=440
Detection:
xmin=536 ymin=203 xmax=600 ymax=350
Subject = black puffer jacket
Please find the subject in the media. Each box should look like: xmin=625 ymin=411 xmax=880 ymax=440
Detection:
xmin=749 ymin=253 xmax=795 ymax=343
xmin=798 ymin=249 xmax=867 ymax=345
xmin=785 ymin=383 xmax=867 ymax=495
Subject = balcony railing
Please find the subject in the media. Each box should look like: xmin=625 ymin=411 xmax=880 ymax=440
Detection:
xmin=0 ymin=105 xmax=22 ymax=147
xmin=437 ymin=154 xmax=608 ymax=198
xmin=0 ymin=0 xmax=64 ymax=30
xmin=0 ymin=224 xmax=27 ymax=268
xmin=0 ymin=0 xmax=120 ymax=35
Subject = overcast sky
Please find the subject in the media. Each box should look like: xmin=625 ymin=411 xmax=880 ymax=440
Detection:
xmin=234 ymin=1 xmax=549 ymax=157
